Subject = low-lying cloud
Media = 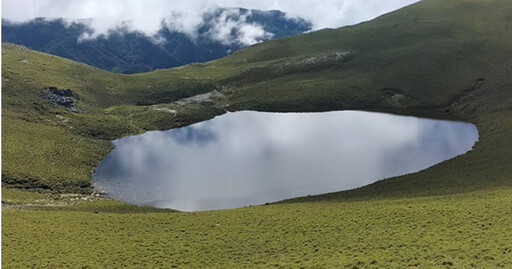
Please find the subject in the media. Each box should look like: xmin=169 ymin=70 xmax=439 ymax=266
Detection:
xmin=204 ymin=9 xmax=274 ymax=46
xmin=3 ymin=0 xmax=420 ymax=45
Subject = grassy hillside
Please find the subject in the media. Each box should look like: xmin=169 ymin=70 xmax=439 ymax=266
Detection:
xmin=3 ymin=0 xmax=512 ymax=194
xmin=3 ymin=188 xmax=512 ymax=268
xmin=2 ymin=43 xmax=226 ymax=190
xmin=2 ymin=0 xmax=512 ymax=267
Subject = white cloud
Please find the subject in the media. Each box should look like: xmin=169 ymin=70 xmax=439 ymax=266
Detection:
xmin=162 ymin=10 xmax=207 ymax=40
xmin=236 ymin=23 xmax=273 ymax=45
xmin=205 ymin=9 xmax=274 ymax=46
xmin=2 ymin=0 xmax=420 ymax=44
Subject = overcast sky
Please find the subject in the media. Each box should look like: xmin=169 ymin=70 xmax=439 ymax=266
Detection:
xmin=2 ymin=0 xmax=420 ymax=44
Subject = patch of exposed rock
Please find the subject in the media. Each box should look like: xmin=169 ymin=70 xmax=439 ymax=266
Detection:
xmin=175 ymin=90 xmax=224 ymax=105
xmin=380 ymin=88 xmax=412 ymax=108
xmin=152 ymin=107 xmax=178 ymax=116
xmin=43 ymin=86 xmax=81 ymax=113
xmin=297 ymin=51 xmax=350 ymax=65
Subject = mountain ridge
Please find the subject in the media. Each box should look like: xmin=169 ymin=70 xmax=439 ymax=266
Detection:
xmin=2 ymin=8 xmax=311 ymax=73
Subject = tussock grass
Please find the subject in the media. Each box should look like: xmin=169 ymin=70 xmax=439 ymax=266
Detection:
xmin=3 ymin=189 xmax=512 ymax=268
xmin=2 ymin=0 xmax=512 ymax=267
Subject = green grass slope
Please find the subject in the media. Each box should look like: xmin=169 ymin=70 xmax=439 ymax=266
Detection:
xmin=2 ymin=43 xmax=225 ymax=190
xmin=3 ymin=0 xmax=512 ymax=194
xmin=3 ymin=0 xmax=512 ymax=267
xmin=3 ymin=188 xmax=512 ymax=268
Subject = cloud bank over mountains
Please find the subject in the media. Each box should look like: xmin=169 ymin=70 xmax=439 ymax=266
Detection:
xmin=3 ymin=0 xmax=419 ymax=45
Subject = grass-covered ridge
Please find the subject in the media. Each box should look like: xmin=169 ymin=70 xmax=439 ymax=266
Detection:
xmin=3 ymin=0 xmax=512 ymax=194
xmin=2 ymin=0 xmax=512 ymax=267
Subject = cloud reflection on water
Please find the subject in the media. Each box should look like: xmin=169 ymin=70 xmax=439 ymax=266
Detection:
xmin=93 ymin=111 xmax=478 ymax=211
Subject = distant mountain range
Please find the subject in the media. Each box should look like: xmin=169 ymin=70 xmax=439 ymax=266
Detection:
xmin=2 ymin=8 xmax=311 ymax=73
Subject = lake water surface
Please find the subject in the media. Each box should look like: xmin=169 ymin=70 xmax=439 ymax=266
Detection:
xmin=93 ymin=111 xmax=478 ymax=211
